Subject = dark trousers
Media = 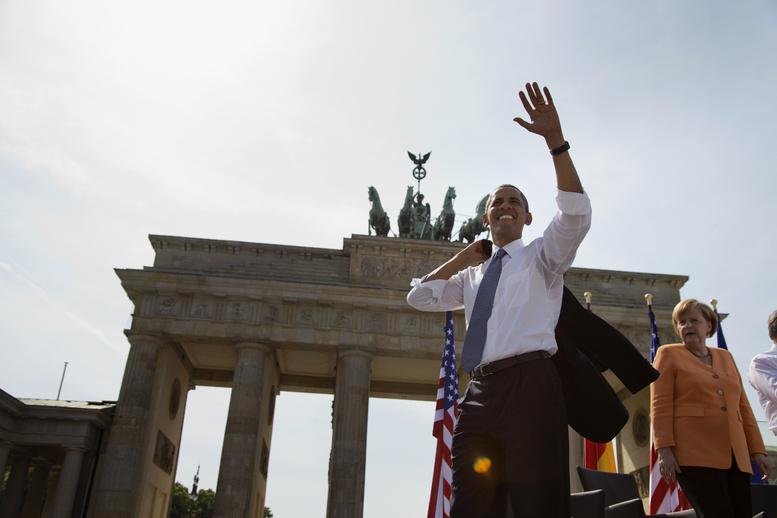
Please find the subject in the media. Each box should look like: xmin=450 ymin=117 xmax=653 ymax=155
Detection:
xmin=450 ymin=357 xmax=570 ymax=518
xmin=676 ymin=452 xmax=752 ymax=518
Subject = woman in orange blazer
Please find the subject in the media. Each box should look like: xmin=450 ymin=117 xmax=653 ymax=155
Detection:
xmin=651 ymin=299 xmax=770 ymax=518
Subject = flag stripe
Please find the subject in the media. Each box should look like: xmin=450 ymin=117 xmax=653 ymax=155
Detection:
xmin=584 ymin=438 xmax=616 ymax=473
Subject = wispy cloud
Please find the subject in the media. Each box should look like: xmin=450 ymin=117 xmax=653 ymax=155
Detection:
xmin=0 ymin=259 xmax=124 ymax=354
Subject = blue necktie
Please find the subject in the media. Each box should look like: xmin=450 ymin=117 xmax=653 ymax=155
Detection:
xmin=461 ymin=248 xmax=507 ymax=373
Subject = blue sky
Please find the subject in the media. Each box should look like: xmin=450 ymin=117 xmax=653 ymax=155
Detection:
xmin=1 ymin=1 xmax=776 ymax=516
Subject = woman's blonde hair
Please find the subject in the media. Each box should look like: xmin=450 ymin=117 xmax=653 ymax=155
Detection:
xmin=672 ymin=299 xmax=717 ymax=338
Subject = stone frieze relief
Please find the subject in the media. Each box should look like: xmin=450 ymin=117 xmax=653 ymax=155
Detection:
xmin=359 ymin=256 xmax=439 ymax=281
xmin=143 ymin=293 xmax=426 ymax=335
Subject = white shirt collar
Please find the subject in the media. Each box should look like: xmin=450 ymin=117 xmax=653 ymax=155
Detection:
xmin=498 ymin=238 xmax=525 ymax=258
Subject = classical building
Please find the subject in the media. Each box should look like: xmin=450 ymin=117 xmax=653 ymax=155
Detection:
xmin=0 ymin=392 xmax=113 ymax=518
xmin=1 ymin=233 xmax=710 ymax=517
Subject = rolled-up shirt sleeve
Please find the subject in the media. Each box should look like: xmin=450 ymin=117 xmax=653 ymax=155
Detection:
xmin=556 ymin=189 xmax=591 ymax=216
xmin=540 ymin=190 xmax=592 ymax=275
xmin=407 ymin=275 xmax=466 ymax=313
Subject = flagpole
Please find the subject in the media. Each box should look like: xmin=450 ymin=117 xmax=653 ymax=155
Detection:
xmin=583 ymin=291 xmax=593 ymax=469
xmin=645 ymin=293 xmax=653 ymax=311
xmin=57 ymin=361 xmax=69 ymax=401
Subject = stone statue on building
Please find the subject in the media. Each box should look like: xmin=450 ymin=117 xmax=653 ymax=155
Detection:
xmin=367 ymin=186 xmax=391 ymax=237
xmin=458 ymin=194 xmax=490 ymax=243
xmin=432 ymin=187 xmax=457 ymax=241
xmin=398 ymin=186 xmax=414 ymax=238
xmin=412 ymin=193 xmax=432 ymax=239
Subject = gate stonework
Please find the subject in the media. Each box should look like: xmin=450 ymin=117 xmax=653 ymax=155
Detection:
xmin=87 ymin=233 xmax=687 ymax=517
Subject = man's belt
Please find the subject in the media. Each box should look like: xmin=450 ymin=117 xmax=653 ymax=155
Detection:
xmin=469 ymin=350 xmax=551 ymax=380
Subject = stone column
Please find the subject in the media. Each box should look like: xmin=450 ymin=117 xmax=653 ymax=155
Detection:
xmin=20 ymin=463 xmax=51 ymax=518
xmin=326 ymin=350 xmax=373 ymax=518
xmin=40 ymin=468 xmax=61 ymax=518
xmin=0 ymin=453 xmax=31 ymax=518
xmin=92 ymin=334 xmax=165 ymax=516
xmin=213 ymin=342 xmax=270 ymax=518
xmin=50 ymin=447 xmax=86 ymax=518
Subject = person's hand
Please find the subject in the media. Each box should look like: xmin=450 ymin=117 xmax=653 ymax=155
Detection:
xmin=513 ymin=82 xmax=565 ymax=149
xmin=754 ymin=453 xmax=771 ymax=481
xmin=656 ymin=447 xmax=682 ymax=484
xmin=464 ymin=239 xmax=492 ymax=264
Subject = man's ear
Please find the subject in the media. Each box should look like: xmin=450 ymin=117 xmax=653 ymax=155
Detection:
xmin=524 ymin=213 xmax=533 ymax=226
xmin=482 ymin=213 xmax=489 ymax=227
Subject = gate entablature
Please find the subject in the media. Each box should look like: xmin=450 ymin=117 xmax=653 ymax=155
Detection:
xmin=118 ymin=234 xmax=688 ymax=396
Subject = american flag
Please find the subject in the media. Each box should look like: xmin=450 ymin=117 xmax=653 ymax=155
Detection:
xmin=648 ymin=302 xmax=690 ymax=514
xmin=428 ymin=311 xmax=459 ymax=518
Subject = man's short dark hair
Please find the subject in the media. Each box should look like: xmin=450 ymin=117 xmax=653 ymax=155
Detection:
xmin=769 ymin=310 xmax=777 ymax=342
xmin=487 ymin=184 xmax=530 ymax=214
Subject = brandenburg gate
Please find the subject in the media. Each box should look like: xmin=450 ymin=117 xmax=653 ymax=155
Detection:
xmin=84 ymin=232 xmax=685 ymax=517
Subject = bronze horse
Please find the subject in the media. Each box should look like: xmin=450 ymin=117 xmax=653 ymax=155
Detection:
xmin=368 ymin=186 xmax=391 ymax=237
xmin=397 ymin=186 xmax=414 ymax=238
xmin=433 ymin=187 xmax=457 ymax=241
xmin=458 ymin=194 xmax=489 ymax=243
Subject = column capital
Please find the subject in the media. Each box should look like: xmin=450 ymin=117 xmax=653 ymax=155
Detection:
xmin=234 ymin=341 xmax=272 ymax=354
xmin=60 ymin=435 xmax=96 ymax=451
xmin=337 ymin=349 xmax=374 ymax=361
xmin=62 ymin=445 xmax=89 ymax=453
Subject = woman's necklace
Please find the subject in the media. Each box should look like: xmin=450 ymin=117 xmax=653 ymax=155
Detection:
xmin=686 ymin=346 xmax=711 ymax=359
xmin=684 ymin=344 xmax=712 ymax=364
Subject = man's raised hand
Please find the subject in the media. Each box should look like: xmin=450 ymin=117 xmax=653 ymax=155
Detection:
xmin=513 ymin=82 xmax=565 ymax=148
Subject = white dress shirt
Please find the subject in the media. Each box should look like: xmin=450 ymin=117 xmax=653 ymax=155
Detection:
xmin=748 ymin=344 xmax=777 ymax=435
xmin=407 ymin=189 xmax=591 ymax=368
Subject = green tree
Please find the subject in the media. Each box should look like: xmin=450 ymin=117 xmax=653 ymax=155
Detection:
xmin=168 ymin=484 xmax=271 ymax=518
xmin=191 ymin=488 xmax=215 ymax=518
xmin=169 ymin=484 xmax=215 ymax=518
xmin=170 ymin=482 xmax=192 ymax=518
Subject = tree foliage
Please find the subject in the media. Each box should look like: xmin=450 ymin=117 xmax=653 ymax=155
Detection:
xmin=192 ymin=489 xmax=216 ymax=518
xmin=169 ymin=482 xmax=273 ymax=518
xmin=170 ymin=483 xmax=191 ymax=517
xmin=169 ymin=483 xmax=215 ymax=518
